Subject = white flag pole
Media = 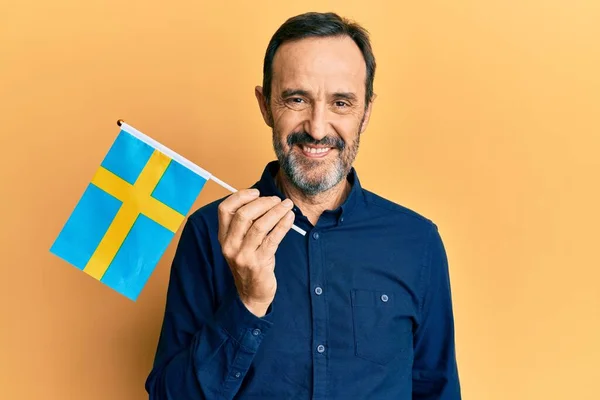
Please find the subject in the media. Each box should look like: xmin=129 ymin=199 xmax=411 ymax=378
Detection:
xmin=117 ymin=120 xmax=307 ymax=236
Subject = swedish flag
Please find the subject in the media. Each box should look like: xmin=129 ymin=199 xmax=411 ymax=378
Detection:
xmin=50 ymin=122 xmax=211 ymax=301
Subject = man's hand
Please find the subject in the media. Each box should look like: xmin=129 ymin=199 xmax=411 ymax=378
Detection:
xmin=217 ymin=189 xmax=295 ymax=317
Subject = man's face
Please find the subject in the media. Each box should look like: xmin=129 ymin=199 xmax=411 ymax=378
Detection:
xmin=256 ymin=36 xmax=374 ymax=195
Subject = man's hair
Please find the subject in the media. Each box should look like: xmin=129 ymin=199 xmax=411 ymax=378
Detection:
xmin=262 ymin=12 xmax=376 ymax=108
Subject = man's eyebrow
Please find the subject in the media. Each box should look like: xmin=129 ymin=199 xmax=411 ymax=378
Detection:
xmin=281 ymin=88 xmax=310 ymax=98
xmin=332 ymin=92 xmax=358 ymax=102
xmin=280 ymin=89 xmax=359 ymax=103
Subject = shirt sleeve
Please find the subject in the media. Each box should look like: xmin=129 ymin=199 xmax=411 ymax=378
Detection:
xmin=412 ymin=224 xmax=462 ymax=399
xmin=145 ymin=214 xmax=273 ymax=400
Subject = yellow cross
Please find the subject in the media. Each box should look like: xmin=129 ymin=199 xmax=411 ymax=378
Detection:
xmin=83 ymin=150 xmax=185 ymax=280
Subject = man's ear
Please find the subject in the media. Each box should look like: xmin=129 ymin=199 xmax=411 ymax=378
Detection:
xmin=359 ymin=93 xmax=377 ymax=134
xmin=255 ymin=86 xmax=273 ymax=127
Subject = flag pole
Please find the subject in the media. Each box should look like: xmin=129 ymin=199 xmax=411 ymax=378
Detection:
xmin=116 ymin=119 xmax=307 ymax=236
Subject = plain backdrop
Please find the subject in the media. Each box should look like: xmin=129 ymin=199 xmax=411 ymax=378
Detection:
xmin=1 ymin=1 xmax=599 ymax=399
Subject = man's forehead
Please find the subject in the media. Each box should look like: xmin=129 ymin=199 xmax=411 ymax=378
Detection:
xmin=271 ymin=36 xmax=367 ymax=93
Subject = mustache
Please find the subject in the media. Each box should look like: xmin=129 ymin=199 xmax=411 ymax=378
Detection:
xmin=286 ymin=131 xmax=345 ymax=150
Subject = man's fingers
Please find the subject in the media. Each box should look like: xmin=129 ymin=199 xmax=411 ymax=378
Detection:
xmin=241 ymin=198 xmax=295 ymax=250
xmin=217 ymin=189 xmax=260 ymax=244
xmin=225 ymin=196 xmax=282 ymax=248
xmin=257 ymin=210 xmax=295 ymax=257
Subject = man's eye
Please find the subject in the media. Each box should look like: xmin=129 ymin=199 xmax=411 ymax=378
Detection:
xmin=288 ymin=98 xmax=304 ymax=103
xmin=335 ymin=101 xmax=348 ymax=107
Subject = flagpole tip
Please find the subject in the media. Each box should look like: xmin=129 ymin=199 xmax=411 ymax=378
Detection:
xmin=117 ymin=119 xmax=125 ymax=127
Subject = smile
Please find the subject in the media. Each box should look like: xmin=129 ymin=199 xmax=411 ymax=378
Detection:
xmin=300 ymin=145 xmax=333 ymax=158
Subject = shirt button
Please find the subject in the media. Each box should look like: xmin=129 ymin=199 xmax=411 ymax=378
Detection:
xmin=317 ymin=344 xmax=325 ymax=353
xmin=315 ymin=286 xmax=323 ymax=295
xmin=340 ymin=217 xmax=344 ymax=223
xmin=312 ymin=232 xmax=320 ymax=240
xmin=381 ymin=294 xmax=389 ymax=302
xmin=234 ymin=372 xmax=241 ymax=378
xmin=252 ymin=328 xmax=261 ymax=336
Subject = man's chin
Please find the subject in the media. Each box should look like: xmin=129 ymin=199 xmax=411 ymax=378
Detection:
xmin=290 ymin=162 xmax=332 ymax=180
xmin=290 ymin=170 xmax=344 ymax=195
xmin=278 ymin=155 xmax=347 ymax=192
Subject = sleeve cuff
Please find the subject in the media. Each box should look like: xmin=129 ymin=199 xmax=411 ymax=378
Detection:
xmin=214 ymin=290 xmax=274 ymax=352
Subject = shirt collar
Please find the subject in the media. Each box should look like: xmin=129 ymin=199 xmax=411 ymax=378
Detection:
xmin=252 ymin=160 xmax=364 ymax=226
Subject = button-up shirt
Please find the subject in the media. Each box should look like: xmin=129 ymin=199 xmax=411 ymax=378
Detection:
xmin=145 ymin=161 xmax=461 ymax=399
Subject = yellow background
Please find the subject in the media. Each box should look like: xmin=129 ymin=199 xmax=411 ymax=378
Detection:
xmin=1 ymin=1 xmax=599 ymax=399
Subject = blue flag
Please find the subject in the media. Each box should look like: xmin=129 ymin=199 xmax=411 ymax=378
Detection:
xmin=50 ymin=122 xmax=212 ymax=301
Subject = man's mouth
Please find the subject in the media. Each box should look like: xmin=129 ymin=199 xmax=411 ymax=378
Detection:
xmin=300 ymin=145 xmax=333 ymax=158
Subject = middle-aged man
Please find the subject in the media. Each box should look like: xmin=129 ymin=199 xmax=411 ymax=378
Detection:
xmin=146 ymin=11 xmax=461 ymax=400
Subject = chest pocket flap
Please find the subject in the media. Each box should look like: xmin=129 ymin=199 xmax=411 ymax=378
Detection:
xmin=351 ymin=288 xmax=415 ymax=365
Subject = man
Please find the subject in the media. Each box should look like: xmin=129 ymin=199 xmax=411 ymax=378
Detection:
xmin=145 ymin=11 xmax=461 ymax=399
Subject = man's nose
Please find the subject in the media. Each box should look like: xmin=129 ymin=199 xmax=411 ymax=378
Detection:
xmin=303 ymin=103 xmax=328 ymax=141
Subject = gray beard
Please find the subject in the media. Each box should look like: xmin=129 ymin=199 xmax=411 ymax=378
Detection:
xmin=272 ymin=132 xmax=360 ymax=196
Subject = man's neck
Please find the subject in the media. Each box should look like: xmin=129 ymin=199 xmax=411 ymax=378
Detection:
xmin=275 ymin=170 xmax=351 ymax=226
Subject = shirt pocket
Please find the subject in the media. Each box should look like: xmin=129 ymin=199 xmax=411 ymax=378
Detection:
xmin=351 ymin=288 xmax=414 ymax=366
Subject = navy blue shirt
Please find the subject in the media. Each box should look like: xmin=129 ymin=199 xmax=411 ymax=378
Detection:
xmin=145 ymin=161 xmax=461 ymax=399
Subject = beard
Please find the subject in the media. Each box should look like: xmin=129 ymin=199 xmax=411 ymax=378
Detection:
xmin=272 ymin=128 xmax=361 ymax=196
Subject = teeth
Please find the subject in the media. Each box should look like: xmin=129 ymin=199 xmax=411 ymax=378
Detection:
xmin=302 ymin=146 xmax=330 ymax=154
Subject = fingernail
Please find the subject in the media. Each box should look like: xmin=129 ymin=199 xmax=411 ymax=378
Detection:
xmin=249 ymin=189 xmax=260 ymax=196
xmin=282 ymin=199 xmax=293 ymax=208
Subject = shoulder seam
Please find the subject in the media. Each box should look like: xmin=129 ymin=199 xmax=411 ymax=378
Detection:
xmin=417 ymin=223 xmax=438 ymax=317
